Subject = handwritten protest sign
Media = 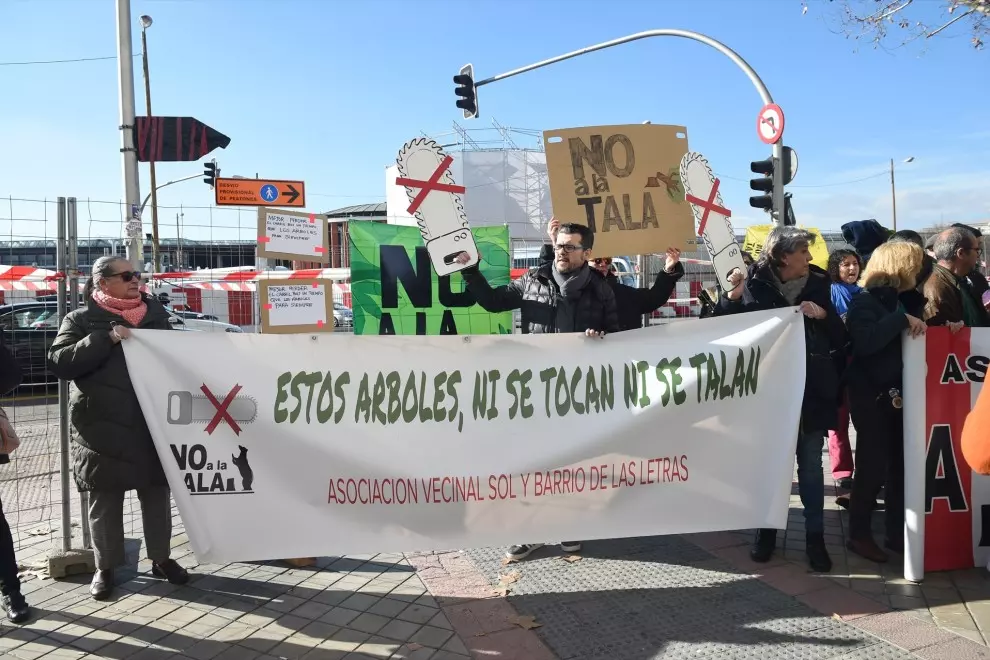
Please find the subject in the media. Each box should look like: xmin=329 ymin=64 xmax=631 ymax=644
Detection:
xmin=259 ymin=279 xmax=334 ymax=334
xmin=544 ymin=124 xmax=694 ymax=258
xmin=256 ymin=208 xmax=329 ymax=262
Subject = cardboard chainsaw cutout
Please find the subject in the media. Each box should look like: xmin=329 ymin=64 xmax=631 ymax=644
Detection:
xmin=394 ymin=138 xmax=478 ymax=277
xmin=679 ymin=151 xmax=746 ymax=292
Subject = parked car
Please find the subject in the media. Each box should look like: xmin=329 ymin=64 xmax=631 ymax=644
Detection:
xmin=333 ymin=303 xmax=353 ymax=328
xmin=166 ymin=309 xmax=242 ymax=333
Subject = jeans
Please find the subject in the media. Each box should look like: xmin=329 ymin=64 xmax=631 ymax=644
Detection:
xmin=0 ymin=497 xmax=21 ymax=596
xmin=796 ymin=428 xmax=826 ymax=536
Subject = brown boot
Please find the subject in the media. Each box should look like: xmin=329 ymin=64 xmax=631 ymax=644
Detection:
xmin=847 ymin=537 xmax=889 ymax=563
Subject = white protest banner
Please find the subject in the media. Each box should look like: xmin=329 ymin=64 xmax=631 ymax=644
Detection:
xmin=256 ymin=208 xmax=329 ymax=262
xmin=259 ymin=279 xmax=333 ymax=334
xmin=123 ymin=308 xmax=805 ymax=564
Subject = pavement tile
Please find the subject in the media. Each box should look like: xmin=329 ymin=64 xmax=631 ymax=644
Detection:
xmin=461 ymin=627 xmax=555 ymax=660
xmin=396 ymin=603 xmax=439 ymax=625
xmin=347 ymin=611 xmax=391 ymax=635
xmin=441 ymin=598 xmax=519 ymax=638
xmin=797 ymin=584 xmax=890 ymax=620
xmin=407 ymin=625 xmax=452 ymax=649
xmin=317 ymin=607 xmax=361 ymax=627
xmin=849 ymin=611 xmax=962 ymax=650
xmin=914 ymin=638 xmax=990 ymax=659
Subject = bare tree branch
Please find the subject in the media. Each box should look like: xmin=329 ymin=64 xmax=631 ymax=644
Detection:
xmin=805 ymin=0 xmax=988 ymax=50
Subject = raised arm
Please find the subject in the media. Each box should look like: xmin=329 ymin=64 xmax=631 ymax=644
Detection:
xmin=461 ymin=266 xmax=527 ymax=313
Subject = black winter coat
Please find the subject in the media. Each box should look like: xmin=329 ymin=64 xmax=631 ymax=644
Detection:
xmin=462 ymin=263 xmax=620 ymax=334
xmin=713 ymin=263 xmax=848 ymax=431
xmin=844 ymin=287 xmax=925 ymax=393
xmin=537 ymin=245 xmax=684 ymax=331
xmin=48 ymin=295 xmax=172 ymax=492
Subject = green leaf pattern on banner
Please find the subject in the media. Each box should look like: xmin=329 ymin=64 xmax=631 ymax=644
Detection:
xmin=348 ymin=221 xmax=513 ymax=336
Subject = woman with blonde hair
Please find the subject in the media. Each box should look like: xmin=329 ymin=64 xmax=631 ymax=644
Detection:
xmin=843 ymin=241 xmax=928 ymax=563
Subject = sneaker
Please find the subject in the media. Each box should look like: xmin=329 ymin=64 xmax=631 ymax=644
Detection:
xmin=560 ymin=541 xmax=582 ymax=553
xmin=505 ymin=544 xmax=544 ymax=561
xmin=2 ymin=593 xmax=30 ymax=624
xmin=750 ymin=528 xmax=777 ymax=562
xmin=151 ymin=559 xmax=190 ymax=585
xmin=806 ymin=533 xmax=832 ymax=573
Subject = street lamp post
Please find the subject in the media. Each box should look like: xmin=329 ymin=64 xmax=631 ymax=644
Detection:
xmin=140 ymin=14 xmax=161 ymax=274
xmin=890 ymin=156 xmax=915 ymax=231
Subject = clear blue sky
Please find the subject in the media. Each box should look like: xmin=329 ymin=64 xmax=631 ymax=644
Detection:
xmin=1 ymin=0 xmax=987 ymax=245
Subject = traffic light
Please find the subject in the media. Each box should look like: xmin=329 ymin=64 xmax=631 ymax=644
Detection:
xmin=749 ymin=157 xmax=774 ymax=212
xmin=203 ymin=159 xmax=219 ymax=188
xmin=453 ymin=63 xmax=478 ymax=119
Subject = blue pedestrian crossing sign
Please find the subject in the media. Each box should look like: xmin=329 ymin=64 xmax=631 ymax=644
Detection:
xmin=259 ymin=184 xmax=279 ymax=203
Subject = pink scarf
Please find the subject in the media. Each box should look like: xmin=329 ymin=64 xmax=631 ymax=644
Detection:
xmin=92 ymin=290 xmax=148 ymax=327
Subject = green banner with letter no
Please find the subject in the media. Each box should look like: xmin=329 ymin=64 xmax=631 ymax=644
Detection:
xmin=348 ymin=221 xmax=513 ymax=336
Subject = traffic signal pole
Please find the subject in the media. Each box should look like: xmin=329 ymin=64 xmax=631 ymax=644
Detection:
xmin=115 ymin=0 xmax=144 ymax=269
xmin=468 ymin=28 xmax=787 ymax=226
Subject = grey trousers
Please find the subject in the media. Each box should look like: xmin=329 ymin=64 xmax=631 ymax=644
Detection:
xmin=88 ymin=487 xmax=172 ymax=570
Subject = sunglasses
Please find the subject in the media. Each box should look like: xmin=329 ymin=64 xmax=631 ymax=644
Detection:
xmin=591 ymin=259 xmax=612 ymax=266
xmin=110 ymin=270 xmax=143 ymax=283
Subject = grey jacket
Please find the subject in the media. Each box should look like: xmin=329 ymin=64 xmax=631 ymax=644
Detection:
xmin=47 ymin=295 xmax=171 ymax=492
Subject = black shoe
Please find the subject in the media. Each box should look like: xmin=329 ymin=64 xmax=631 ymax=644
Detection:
xmin=151 ymin=559 xmax=190 ymax=585
xmin=837 ymin=478 xmax=853 ymax=491
xmin=806 ymin=533 xmax=832 ymax=573
xmin=505 ymin=544 xmax=544 ymax=561
xmin=750 ymin=529 xmax=777 ymax=562
xmin=91 ymin=569 xmax=114 ymax=601
xmin=885 ymin=536 xmax=904 ymax=554
xmin=2 ymin=593 xmax=30 ymax=624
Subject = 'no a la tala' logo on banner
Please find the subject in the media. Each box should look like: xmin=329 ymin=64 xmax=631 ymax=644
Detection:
xmin=165 ymin=384 xmax=257 ymax=496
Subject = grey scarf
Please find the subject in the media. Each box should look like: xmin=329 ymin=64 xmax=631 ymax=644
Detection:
xmin=772 ymin=267 xmax=808 ymax=305
xmin=552 ymin=263 xmax=592 ymax=300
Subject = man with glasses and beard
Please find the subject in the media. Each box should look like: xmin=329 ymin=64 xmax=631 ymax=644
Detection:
xmin=537 ymin=218 xmax=684 ymax=331
xmin=924 ymin=226 xmax=990 ymax=328
xmin=452 ymin=221 xmax=618 ymax=561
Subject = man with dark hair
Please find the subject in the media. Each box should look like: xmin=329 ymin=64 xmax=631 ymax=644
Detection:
xmin=539 ymin=217 xmax=684 ymax=331
xmin=453 ymin=221 xmax=619 ymax=561
xmin=951 ymin=223 xmax=989 ymax=298
xmin=924 ymin=227 xmax=989 ymax=327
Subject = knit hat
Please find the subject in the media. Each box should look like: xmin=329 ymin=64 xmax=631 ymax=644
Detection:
xmin=841 ymin=219 xmax=892 ymax=261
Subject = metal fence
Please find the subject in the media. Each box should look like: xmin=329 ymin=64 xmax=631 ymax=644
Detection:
xmin=2 ymin=193 xmax=985 ymax=567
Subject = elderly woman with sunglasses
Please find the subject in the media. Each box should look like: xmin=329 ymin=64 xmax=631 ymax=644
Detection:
xmin=48 ymin=256 xmax=189 ymax=600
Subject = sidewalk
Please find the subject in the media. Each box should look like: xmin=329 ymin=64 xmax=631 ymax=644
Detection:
xmin=2 ymin=449 xmax=990 ymax=657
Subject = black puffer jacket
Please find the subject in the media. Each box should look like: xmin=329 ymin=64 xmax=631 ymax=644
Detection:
xmin=844 ymin=287 xmax=925 ymax=393
xmin=48 ymin=295 xmax=171 ymax=492
xmin=462 ymin=263 xmax=619 ymax=334
xmin=537 ymin=245 xmax=684 ymax=331
xmin=713 ymin=262 xmax=848 ymax=431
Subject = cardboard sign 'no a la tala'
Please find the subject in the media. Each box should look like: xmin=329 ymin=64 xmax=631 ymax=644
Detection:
xmin=543 ymin=124 xmax=695 ymax=258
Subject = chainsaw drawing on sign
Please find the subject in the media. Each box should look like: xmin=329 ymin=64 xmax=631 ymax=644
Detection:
xmin=395 ymin=138 xmax=479 ymax=277
xmin=679 ymin=152 xmax=746 ymax=292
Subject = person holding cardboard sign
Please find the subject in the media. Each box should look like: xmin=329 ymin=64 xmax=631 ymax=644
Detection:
xmin=452 ymin=222 xmax=618 ymax=561
xmin=539 ymin=217 xmax=684 ymax=332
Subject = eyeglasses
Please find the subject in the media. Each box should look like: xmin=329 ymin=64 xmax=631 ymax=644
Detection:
xmin=553 ymin=244 xmax=586 ymax=254
xmin=110 ymin=271 xmax=143 ymax=282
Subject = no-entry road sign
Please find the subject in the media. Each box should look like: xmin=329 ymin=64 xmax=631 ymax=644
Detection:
xmin=215 ymin=178 xmax=306 ymax=208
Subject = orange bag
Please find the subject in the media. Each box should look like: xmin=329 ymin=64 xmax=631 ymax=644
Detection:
xmin=962 ymin=384 xmax=990 ymax=475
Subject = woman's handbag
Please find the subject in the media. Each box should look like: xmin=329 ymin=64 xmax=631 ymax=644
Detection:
xmin=0 ymin=407 xmax=21 ymax=455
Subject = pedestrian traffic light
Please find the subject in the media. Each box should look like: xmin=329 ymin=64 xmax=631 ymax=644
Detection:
xmin=453 ymin=63 xmax=478 ymax=119
xmin=203 ymin=159 xmax=219 ymax=188
xmin=749 ymin=157 xmax=774 ymax=212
